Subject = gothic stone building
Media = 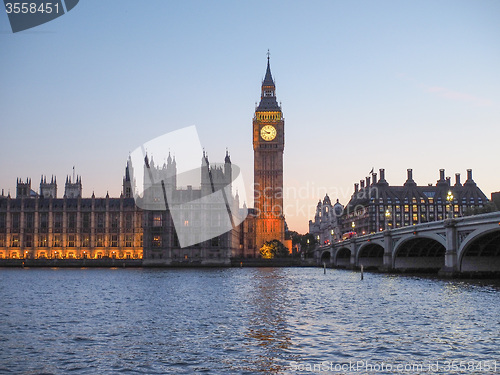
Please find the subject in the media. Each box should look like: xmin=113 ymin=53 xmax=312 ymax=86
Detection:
xmin=138 ymin=151 xmax=241 ymax=265
xmin=252 ymin=55 xmax=286 ymax=251
xmin=0 ymin=57 xmax=288 ymax=261
xmin=0 ymin=176 xmax=143 ymax=260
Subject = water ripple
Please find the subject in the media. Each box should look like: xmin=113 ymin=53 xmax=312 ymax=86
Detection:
xmin=0 ymin=268 xmax=499 ymax=374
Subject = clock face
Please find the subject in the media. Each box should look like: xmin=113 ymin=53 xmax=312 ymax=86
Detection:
xmin=260 ymin=125 xmax=277 ymax=141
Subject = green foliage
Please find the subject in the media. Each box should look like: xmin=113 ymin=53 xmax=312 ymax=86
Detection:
xmin=463 ymin=202 xmax=498 ymax=216
xmin=300 ymin=233 xmax=318 ymax=248
xmin=259 ymin=239 xmax=290 ymax=259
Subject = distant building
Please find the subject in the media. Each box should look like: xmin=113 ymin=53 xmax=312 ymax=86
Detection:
xmin=309 ymin=194 xmax=344 ymax=245
xmin=491 ymin=192 xmax=500 ymax=211
xmin=339 ymin=168 xmax=489 ymax=236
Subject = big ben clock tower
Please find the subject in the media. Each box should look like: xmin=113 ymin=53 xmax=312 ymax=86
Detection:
xmin=253 ymin=53 xmax=285 ymax=248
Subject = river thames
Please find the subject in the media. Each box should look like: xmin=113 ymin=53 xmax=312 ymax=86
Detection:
xmin=0 ymin=267 xmax=498 ymax=374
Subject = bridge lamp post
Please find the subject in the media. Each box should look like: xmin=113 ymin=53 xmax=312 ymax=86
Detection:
xmin=446 ymin=191 xmax=454 ymax=219
xmin=351 ymin=221 xmax=355 ymax=235
xmin=385 ymin=210 xmax=391 ymax=230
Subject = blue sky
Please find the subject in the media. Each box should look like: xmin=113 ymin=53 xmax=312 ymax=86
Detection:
xmin=1 ymin=1 xmax=499 ymax=233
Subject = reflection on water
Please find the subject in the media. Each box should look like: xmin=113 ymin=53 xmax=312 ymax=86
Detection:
xmin=0 ymin=268 xmax=498 ymax=374
xmin=245 ymin=268 xmax=292 ymax=373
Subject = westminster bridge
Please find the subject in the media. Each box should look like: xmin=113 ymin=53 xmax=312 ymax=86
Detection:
xmin=315 ymin=211 xmax=500 ymax=276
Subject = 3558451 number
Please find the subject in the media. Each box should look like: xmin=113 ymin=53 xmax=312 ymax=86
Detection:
xmin=5 ymin=2 xmax=60 ymax=14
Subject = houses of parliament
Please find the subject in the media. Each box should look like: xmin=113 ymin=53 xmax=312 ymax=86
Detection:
xmin=0 ymin=57 xmax=287 ymax=263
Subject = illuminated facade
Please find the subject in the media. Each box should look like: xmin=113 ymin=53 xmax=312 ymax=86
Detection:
xmin=0 ymin=175 xmax=143 ymax=260
xmin=340 ymin=168 xmax=489 ymax=235
xmin=252 ymin=55 xmax=285 ymax=249
xmin=0 ymin=58 xmax=288 ymax=261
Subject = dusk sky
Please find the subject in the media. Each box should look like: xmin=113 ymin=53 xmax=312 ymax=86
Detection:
xmin=1 ymin=1 xmax=499 ymax=233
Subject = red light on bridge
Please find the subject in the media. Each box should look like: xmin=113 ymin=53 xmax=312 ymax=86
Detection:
xmin=413 ymin=231 xmax=417 ymax=235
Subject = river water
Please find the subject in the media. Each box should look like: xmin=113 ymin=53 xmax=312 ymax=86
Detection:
xmin=0 ymin=267 xmax=498 ymax=374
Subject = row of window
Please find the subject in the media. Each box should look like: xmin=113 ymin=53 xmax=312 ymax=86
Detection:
xmin=0 ymin=234 xmax=141 ymax=248
xmin=370 ymin=197 xmax=483 ymax=204
xmin=0 ymin=212 xmax=140 ymax=230
xmin=152 ymin=213 xmax=223 ymax=227
xmin=1 ymin=252 xmax=140 ymax=260
xmin=151 ymin=235 xmax=220 ymax=248
xmin=375 ymin=204 xmax=480 ymax=213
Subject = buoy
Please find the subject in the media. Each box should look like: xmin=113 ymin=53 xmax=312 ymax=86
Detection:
xmin=361 ymin=264 xmax=364 ymax=280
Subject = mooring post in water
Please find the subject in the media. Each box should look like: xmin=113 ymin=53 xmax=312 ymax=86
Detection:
xmin=360 ymin=264 xmax=364 ymax=280
xmin=323 ymin=262 xmax=326 ymax=274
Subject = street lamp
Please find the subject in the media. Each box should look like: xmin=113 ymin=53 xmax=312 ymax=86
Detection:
xmin=351 ymin=221 xmax=355 ymax=235
xmin=446 ymin=191 xmax=454 ymax=219
xmin=385 ymin=209 xmax=391 ymax=230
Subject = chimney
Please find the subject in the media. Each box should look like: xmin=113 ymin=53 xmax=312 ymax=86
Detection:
xmin=354 ymin=183 xmax=359 ymax=194
xmin=404 ymin=168 xmax=416 ymax=187
xmin=446 ymin=177 xmax=451 ymax=186
xmin=372 ymin=172 xmax=377 ymax=184
xmin=378 ymin=168 xmax=388 ymax=185
xmin=436 ymin=168 xmax=448 ymax=186
xmin=360 ymin=180 xmax=365 ymax=189
xmin=465 ymin=169 xmax=476 ymax=186
xmin=455 ymin=173 xmax=461 ymax=186
xmin=366 ymin=176 xmax=371 ymax=187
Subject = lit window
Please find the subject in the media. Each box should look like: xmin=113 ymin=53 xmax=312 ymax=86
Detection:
xmin=153 ymin=213 xmax=162 ymax=227
xmin=96 ymin=235 xmax=104 ymax=247
xmin=152 ymin=235 xmax=161 ymax=247
xmin=82 ymin=236 xmax=90 ymax=247
xmin=125 ymin=235 xmax=133 ymax=247
xmin=11 ymin=235 xmax=19 ymax=247
xmin=68 ymin=235 xmax=75 ymax=247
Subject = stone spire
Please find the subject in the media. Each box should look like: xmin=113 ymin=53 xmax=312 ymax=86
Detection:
xmin=257 ymin=51 xmax=280 ymax=111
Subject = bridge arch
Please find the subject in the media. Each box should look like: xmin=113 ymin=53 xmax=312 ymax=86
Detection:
xmin=334 ymin=247 xmax=351 ymax=268
xmin=320 ymin=249 xmax=331 ymax=264
xmin=393 ymin=234 xmax=446 ymax=272
xmin=357 ymin=242 xmax=384 ymax=269
xmin=459 ymin=228 xmax=500 ymax=273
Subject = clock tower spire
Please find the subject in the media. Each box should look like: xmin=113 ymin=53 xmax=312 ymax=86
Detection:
xmin=253 ymin=53 xmax=285 ymax=249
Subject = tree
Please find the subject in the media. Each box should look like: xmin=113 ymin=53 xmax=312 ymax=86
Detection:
xmin=463 ymin=202 xmax=498 ymax=216
xmin=259 ymin=239 xmax=290 ymax=259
